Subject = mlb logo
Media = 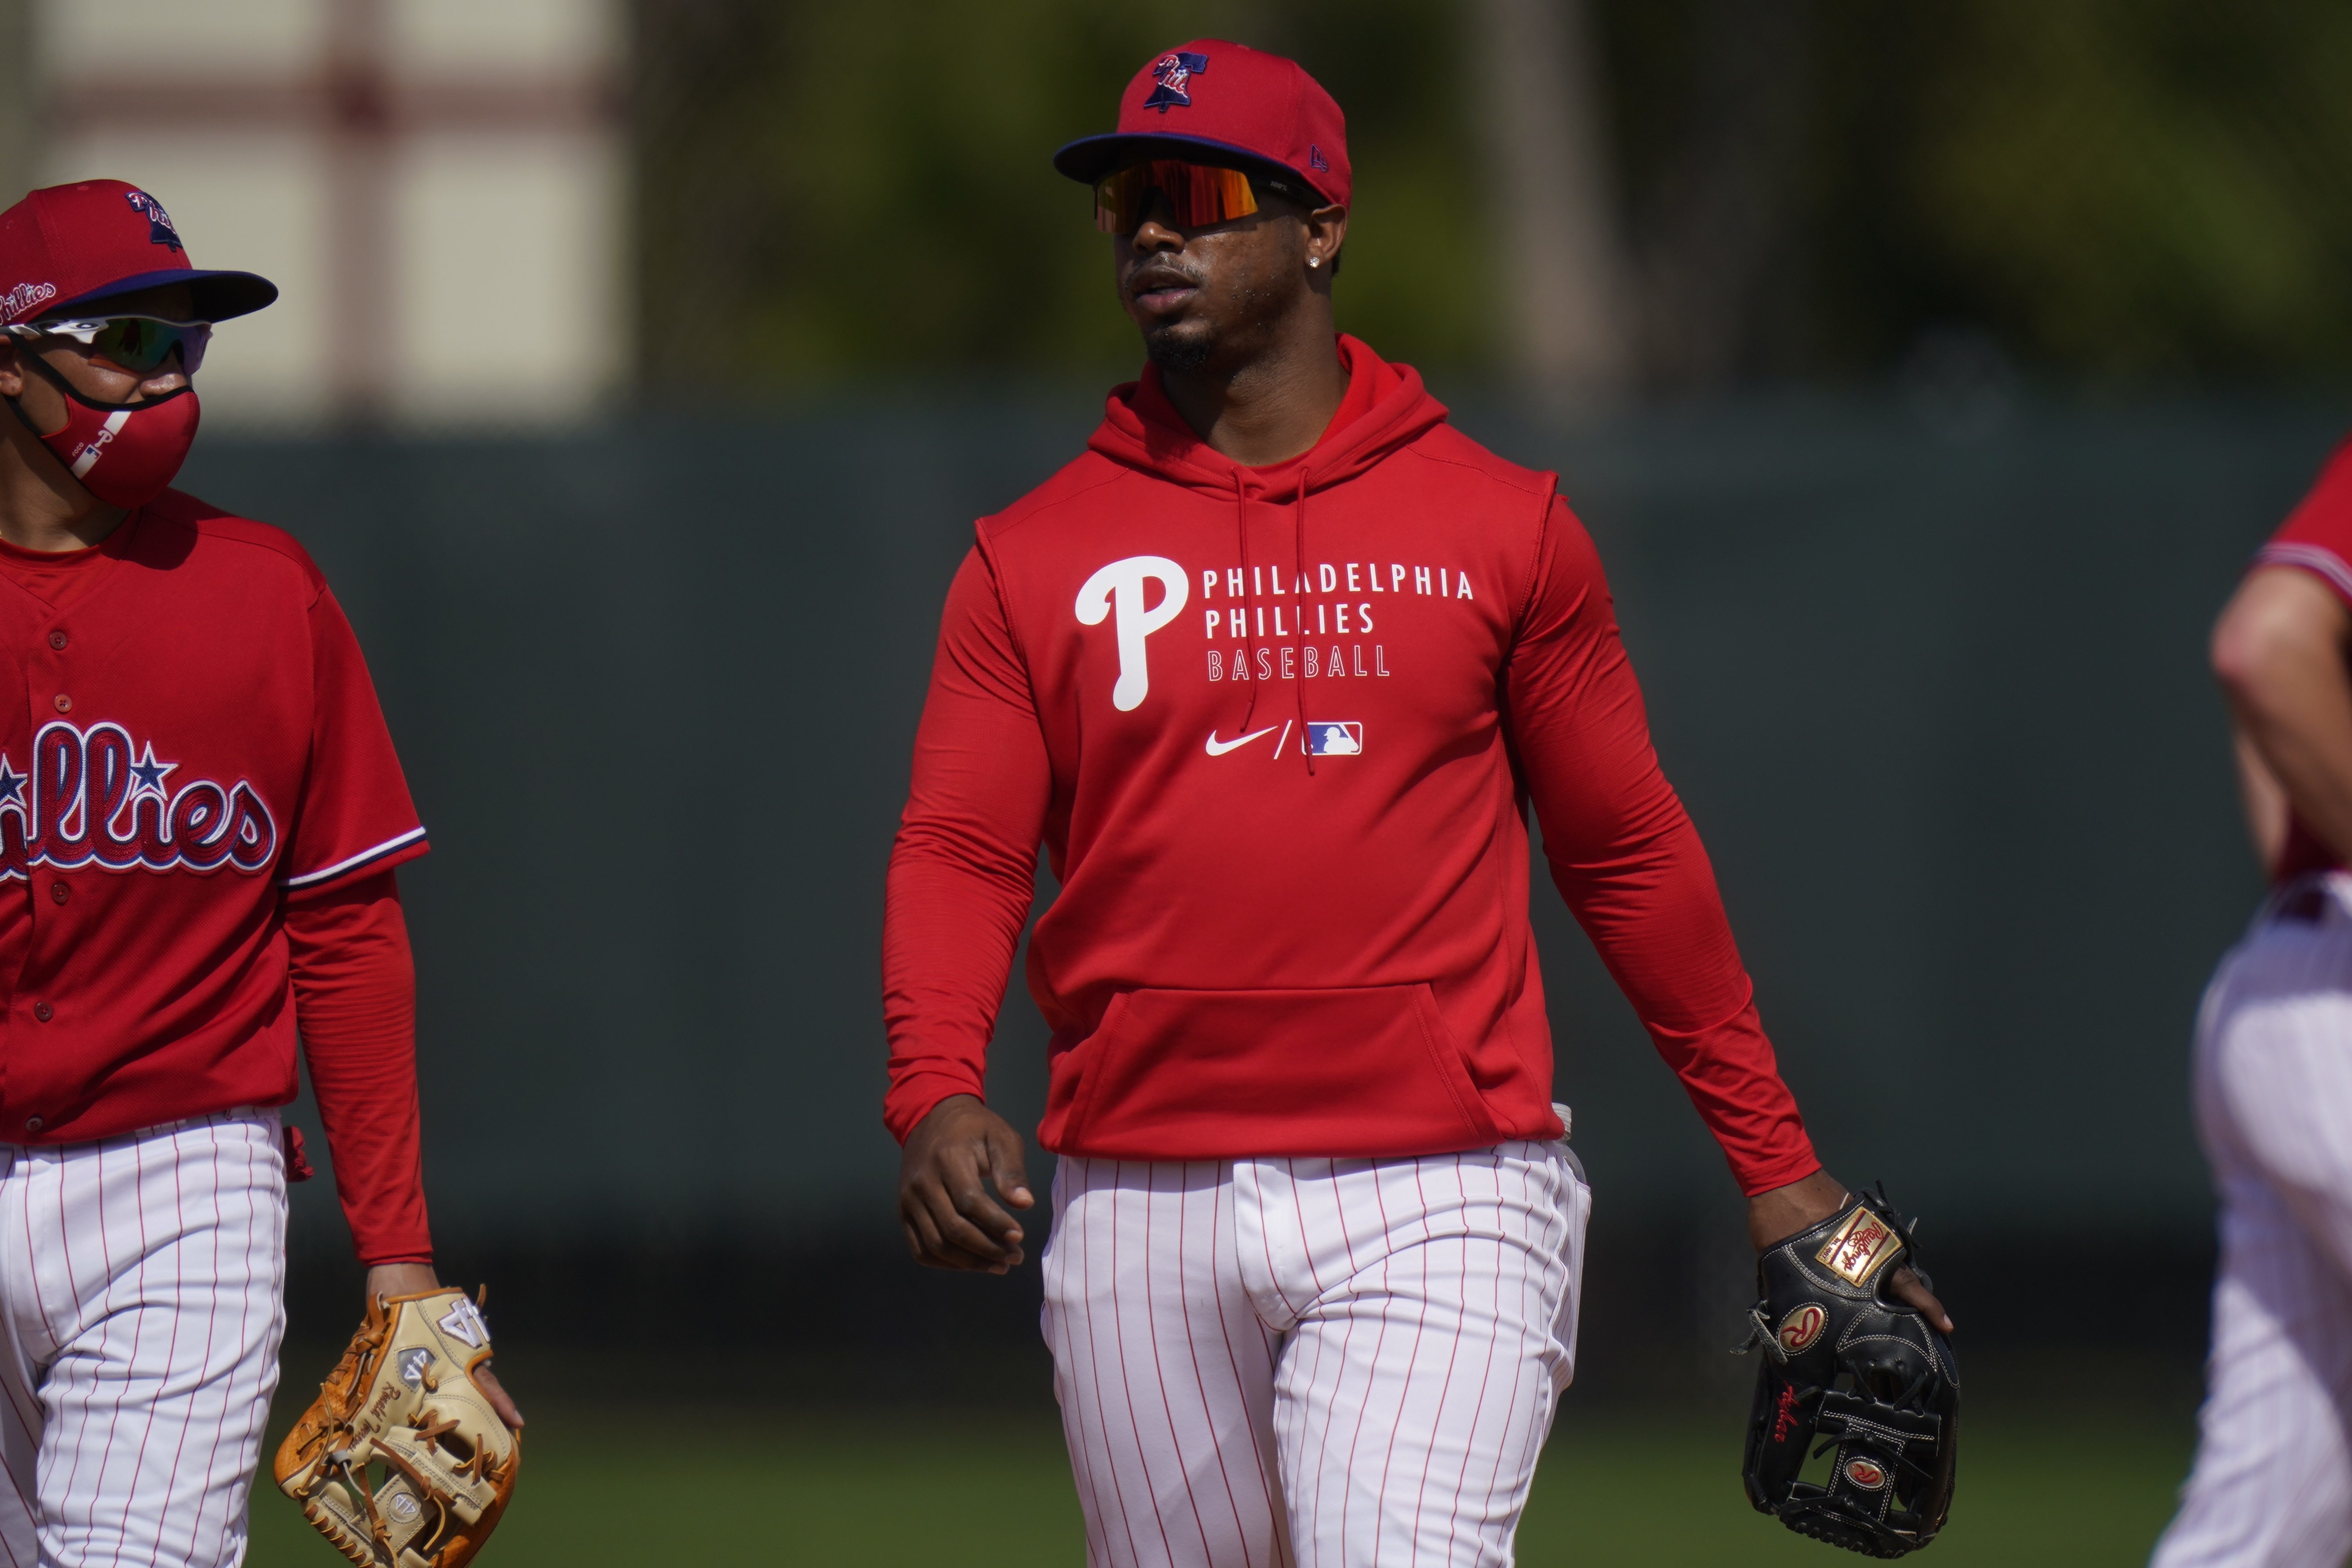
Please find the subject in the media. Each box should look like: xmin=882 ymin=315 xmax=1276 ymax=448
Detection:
xmin=1306 ymin=721 xmax=1362 ymax=756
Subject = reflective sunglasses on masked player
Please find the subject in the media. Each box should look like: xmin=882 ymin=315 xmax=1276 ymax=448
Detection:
xmin=1095 ymin=161 xmax=1299 ymax=234
xmin=5 ymin=315 xmax=214 ymax=375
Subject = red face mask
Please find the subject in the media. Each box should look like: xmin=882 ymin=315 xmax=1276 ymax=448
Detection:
xmin=9 ymin=356 xmax=201 ymax=509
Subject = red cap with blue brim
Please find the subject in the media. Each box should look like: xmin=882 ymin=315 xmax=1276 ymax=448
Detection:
xmin=0 ymin=180 xmax=277 ymax=327
xmin=1053 ymin=39 xmax=1351 ymax=210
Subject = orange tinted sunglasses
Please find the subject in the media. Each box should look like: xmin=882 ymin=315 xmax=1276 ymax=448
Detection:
xmin=1093 ymin=161 xmax=1260 ymax=234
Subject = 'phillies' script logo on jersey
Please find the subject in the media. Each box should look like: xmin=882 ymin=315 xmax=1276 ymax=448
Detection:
xmin=0 ymin=721 xmax=278 ymax=879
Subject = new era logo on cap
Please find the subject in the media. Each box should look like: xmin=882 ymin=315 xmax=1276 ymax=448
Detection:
xmin=1144 ymin=51 xmax=1208 ymax=113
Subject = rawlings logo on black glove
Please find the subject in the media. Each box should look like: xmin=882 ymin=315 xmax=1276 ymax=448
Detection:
xmin=1739 ymin=1188 xmax=1958 ymax=1557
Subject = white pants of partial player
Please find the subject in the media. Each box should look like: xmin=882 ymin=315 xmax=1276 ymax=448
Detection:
xmin=2156 ymin=874 xmax=2352 ymax=1568
xmin=1041 ymin=1129 xmax=1591 ymax=1568
xmin=0 ymin=1110 xmax=286 ymax=1568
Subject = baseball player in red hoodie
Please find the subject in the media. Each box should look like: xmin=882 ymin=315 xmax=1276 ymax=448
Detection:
xmin=886 ymin=43 xmax=1950 ymax=1566
xmin=0 ymin=180 xmax=517 ymax=1565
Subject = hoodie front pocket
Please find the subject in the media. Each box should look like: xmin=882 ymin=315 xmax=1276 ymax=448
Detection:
xmin=1061 ymin=982 xmax=1503 ymax=1158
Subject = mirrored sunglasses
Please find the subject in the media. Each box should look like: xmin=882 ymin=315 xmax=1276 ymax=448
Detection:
xmin=9 ymin=315 xmax=214 ymax=375
xmin=1094 ymin=161 xmax=1262 ymax=235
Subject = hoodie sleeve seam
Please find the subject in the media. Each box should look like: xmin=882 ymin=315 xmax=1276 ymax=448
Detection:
xmin=1510 ymin=480 xmax=1555 ymax=639
xmin=1397 ymin=444 xmax=1558 ymax=499
xmin=968 ymin=528 xmax=1041 ymax=713
xmin=982 ymin=467 xmax=1136 ymax=543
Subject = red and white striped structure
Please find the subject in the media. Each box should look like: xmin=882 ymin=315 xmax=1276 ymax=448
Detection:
xmin=33 ymin=0 xmax=626 ymax=426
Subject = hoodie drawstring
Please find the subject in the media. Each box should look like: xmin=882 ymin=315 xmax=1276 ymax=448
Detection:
xmin=1234 ymin=474 xmax=1260 ymax=734
xmin=1231 ymin=469 xmax=1319 ymax=776
xmin=1294 ymin=470 xmax=1315 ymax=777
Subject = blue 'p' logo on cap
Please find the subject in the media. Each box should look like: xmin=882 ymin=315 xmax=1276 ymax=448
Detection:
xmin=1144 ymin=51 xmax=1209 ymax=112
xmin=124 ymin=190 xmax=182 ymax=253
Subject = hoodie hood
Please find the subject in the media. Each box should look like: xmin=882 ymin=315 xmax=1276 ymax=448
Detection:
xmin=1085 ymin=336 xmax=1451 ymax=775
xmin=1087 ymin=334 xmax=1449 ymax=497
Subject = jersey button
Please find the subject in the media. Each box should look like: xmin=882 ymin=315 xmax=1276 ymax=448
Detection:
xmin=22 ymin=1117 xmax=40 ymax=1134
xmin=47 ymin=882 xmax=65 ymax=905
xmin=46 ymin=631 xmax=65 ymax=651
xmin=50 ymin=694 xmax=69 ymax=714
xmin=30 ymin=1003 xmax=50 ymax=1022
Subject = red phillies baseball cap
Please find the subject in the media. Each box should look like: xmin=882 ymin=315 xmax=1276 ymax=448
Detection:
xmin=0 ymin=180 xmax=277 ymax=328
xmin=1054 ymin=40 xmax=1351 ymax=210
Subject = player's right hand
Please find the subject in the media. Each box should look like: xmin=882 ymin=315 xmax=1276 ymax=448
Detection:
xmin=897 ymin=1095 xmax=1035 ymax=1274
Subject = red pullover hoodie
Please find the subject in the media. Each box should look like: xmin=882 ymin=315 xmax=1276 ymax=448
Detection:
xmin=884 ymin=336 xmax=1819 ymax=1194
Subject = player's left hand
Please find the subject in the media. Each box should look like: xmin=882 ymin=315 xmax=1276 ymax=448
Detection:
xmin=1745 ymin=1170 xmax=1953 ymax=1334
xmin=362 ymin=1262 xmax=525 ymax=1430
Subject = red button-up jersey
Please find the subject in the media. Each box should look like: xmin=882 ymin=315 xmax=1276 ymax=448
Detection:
xmin=0 ymin=489 xmax=427 ymax=1143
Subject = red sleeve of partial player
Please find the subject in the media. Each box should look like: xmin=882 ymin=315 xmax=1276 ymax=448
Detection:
xmin=284 ymin=587 xmax=429 ymax=896
xmin=882 ymin=545 xmax=1051 ymax=1143
xmin=2259 ymin=437 xmax=2352 ymax=606
xmin=1505 ymin=496 xmax=1821 ymax=1195
xmin=285 ymin=870 xmax=433 ymax=1264
xmin=2251 ymin=438 xmax=2352 ymax=879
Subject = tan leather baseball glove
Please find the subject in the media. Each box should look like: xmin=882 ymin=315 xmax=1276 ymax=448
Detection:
xmin=274 ymin=1286 xmax=520 ymax=1568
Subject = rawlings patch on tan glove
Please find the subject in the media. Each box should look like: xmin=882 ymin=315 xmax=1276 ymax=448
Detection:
xmin=275 ymin=1287 xmax=520 ymax=1568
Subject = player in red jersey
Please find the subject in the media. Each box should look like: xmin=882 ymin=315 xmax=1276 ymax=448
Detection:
xmin=0 ymin=179 xmax=516 ymax=1565
xmin=885 ymin=42 xmax=1949 ymax=1565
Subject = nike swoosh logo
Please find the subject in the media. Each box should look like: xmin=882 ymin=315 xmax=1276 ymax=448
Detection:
xmin=1205 ymin=725 xmax=1282 ymax=757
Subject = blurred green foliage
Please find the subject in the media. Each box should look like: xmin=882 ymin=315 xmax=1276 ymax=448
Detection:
xmin=1896 ymin=0 xmax=2352 ymax=380
xmin=638 ymin=0 xmax=2352 ymax=388
xmin=637 ymin=0 xmax=1487 ymax=387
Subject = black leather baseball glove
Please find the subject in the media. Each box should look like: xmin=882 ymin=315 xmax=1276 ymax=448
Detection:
xmin=1739 ymin=1187 xmax=1958 ymax=1557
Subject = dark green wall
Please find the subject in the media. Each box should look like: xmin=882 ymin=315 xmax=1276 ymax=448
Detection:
xmin=175 ymin=393 xmax=2342 ymax=1251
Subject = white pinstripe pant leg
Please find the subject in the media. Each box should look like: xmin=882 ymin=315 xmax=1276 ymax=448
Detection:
xmin=1042 ymin=1139 xmax=1589 ymax=1568
xmin=0 ymin=1112 xmax=287 ymax=1568
xmin=1043 ymin=1157 xmax=1293 ymax=1568
xmin=2155 ymin=891 xmax=2352 ymax=1568
xmin=1240 ymin=1144 xmax=1589 ymax=1568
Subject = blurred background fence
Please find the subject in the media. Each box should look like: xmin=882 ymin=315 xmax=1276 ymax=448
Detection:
xmin=170 ymin=389 xmax=2341 ymax=1411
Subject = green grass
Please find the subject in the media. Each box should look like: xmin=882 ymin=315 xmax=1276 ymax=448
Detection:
xmin=1519 ymin=1418 xmax=2190 ymax=1566
xmin=245 ymin=1408 xmax=2194 ymax=1566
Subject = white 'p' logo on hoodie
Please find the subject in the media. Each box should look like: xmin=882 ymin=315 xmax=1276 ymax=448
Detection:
xmin=1076 ymin=556 xmax=1190 ymax=712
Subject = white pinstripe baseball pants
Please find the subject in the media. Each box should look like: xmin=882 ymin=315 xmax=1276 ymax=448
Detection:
xmin=2156 ymin=875 xmax=2352 ymax=1568
xmin=1041 ymin=1128 xmax=1591 ymax=1568
xmin=0 ymin=1110 xmax=287 ymax=1568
